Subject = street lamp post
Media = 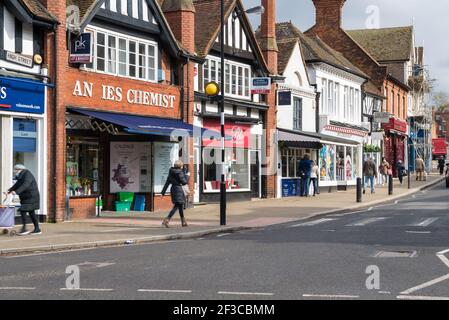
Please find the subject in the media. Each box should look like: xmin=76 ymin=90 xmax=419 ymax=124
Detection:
xmin=219 ymin=0 xmax=226 ymax=226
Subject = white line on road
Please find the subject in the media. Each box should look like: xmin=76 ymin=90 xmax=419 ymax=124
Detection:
xmin=138 ymin=289 xmax=192 ymax=293
xmin=405 ymin=231 xmax=431 ymax=234
xmin=302 ymin=294 xmax=359 ymax=299
xmin=0 ymin=287 xmax=36 ymax=290
xmin=290 ymin=218 xmax=337 ymax=227
xmin=378 ymin=291 xmax=391 ymax=294
xmin=60 ymin=288 xmax=114 ymax=292
xmin=346 ymin=217 xmax=388 ymax=227
xmin=217 ymin=233 xmax=232 ymax=237
xmin=397 ymin=295 xmax=449 ymax=300
xmin=218 ymin=291 xmax=274 ymax=296
xmin=437 ymin=249 xmax=449 ymax=269
xmin=414 ymin=218 xmax=439 ymax=227
xmin=400 ymin=273 xmax=449 ymax=295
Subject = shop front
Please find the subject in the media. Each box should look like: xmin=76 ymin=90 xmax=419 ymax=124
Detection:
xmin=318 ymin=124 xmax=366 ymax=190
xmin=276 ymin=129 xmax=322 ymax=198
xmin=382 ymin=118 xmax=408 ymax=177
xmin=200 ymin=118 xmax=262 ymax=202
xmin=0 ymin=75 xmax=48 ymax=221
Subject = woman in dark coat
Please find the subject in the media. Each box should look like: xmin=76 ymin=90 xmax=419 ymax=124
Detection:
xmin=161 ymin=160 xmax=189 ymax=227
xmin=7 ymin=164 xmax=41 ymax=235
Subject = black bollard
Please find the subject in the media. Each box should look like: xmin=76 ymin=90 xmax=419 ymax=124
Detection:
xmin=356 ymin=177 xmax=362 ymax=203
xmin=388 ymin=175 xmax=393 ymax=195
xmin=407 ymin=169 xmax=411 ymax=189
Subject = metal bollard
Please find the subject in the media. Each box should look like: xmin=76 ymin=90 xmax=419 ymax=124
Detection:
xmin=356 ymin=177 xmax=362 ymax=203
xmin=388 ymin=175 xmax=393 ymax=195
xmin=407 ymin=170 xmax=411 ymax=189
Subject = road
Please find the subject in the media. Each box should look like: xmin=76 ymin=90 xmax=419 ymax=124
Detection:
xmin=1 ymin=183 xmax=449 ymax=300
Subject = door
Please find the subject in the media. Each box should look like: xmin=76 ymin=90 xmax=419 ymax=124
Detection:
xmin=250 ymin=150 xmax=260 ymax=198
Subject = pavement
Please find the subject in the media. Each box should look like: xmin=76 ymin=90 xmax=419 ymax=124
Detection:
xmin=1 ymin=179 xmax=449 ymax=300
xmin=0 ymin=173 xmax=444 ymax=256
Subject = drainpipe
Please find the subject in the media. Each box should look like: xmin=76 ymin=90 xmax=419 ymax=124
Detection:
xmin=52 ymin=27 xmax=58 ymax=222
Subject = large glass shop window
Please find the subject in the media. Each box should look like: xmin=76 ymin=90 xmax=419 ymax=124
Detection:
xmin=13 ymin=119 xmax=38 ymax=176
xmin=319 ymin=145 xmax=335 ymax=181
xmin=203 ymin=148 xmax=250 ymax=191
xmin=66 ymin=136 xmax=103 ymax=196
xmin=345 ymin=146 xmax=353 ymax=180
xmin=336 ymin=146 xmax=345 ymax=181
xmin=280 ymin=148 xmax=310 ymax=178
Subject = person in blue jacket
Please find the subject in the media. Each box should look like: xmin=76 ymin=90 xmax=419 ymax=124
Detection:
xmin=298 ymin=154 xmax=313 ymax=197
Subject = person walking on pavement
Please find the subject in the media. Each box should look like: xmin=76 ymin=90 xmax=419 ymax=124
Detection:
xmin=415 ymin=156 xmax=425 ymax=181
xmin=161 ymin=160 xmax=189 ymax=228
xmin=298 ymin=154 xmax=313 ymax=197
xmin=438 ymin=156 xmax=445 ymax=175
xmin=363 ymin=157 xmax=378 ymax=194
xmin=7 ymin=164 xmax=41 ymax=235
xmin=310 ymin=160 xmax=319 ymax=196
xmin=379 ymin=157 xmax=390 ymax=186
xmin=396 ymin=160 xmax=406 ymax=185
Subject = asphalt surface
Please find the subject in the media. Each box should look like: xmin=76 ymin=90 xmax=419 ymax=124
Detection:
xmin=1 ymin=182 xmax=449 ymax=300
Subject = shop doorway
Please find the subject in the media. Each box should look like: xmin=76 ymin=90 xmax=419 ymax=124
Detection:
xmin=250 ymin=150 xmax=260 ymax=198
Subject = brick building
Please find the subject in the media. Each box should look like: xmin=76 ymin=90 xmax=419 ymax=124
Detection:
xmin=305 ymin=0 xmax=411 ymax=177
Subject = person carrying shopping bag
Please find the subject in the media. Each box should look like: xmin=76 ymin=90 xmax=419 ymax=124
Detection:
xmin=7 ymin=164 xmax=41 ymax=235
xmin=161 ymin=160 xmax=189 ymax=228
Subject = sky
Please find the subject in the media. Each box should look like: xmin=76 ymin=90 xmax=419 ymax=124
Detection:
xmin=243 ymin=0 xmax=449 ymax=95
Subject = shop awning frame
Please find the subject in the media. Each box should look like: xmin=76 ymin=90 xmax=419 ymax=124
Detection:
xmin=277 ymin=128 xmax=323 ymax=149
xmin=69 ymin=108 xmax=206 ymax=137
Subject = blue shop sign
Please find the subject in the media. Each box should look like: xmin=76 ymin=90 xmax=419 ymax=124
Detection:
xmin=282 ymin=178 xmax=300 ymax=197
xmin=0 ymin=76 xmax=45 ymax=114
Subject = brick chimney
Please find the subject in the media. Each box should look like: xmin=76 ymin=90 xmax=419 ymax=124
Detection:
xmin=162 ymin=0 xmax=196 ymax=53
xmin=312 ymin=0 xmax=346 ymax=29
xmin=259 ymin=0 xmax=278 ymax=75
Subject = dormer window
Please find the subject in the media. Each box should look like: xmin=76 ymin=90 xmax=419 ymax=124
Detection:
xmin=85 ymin=26 xmax=158 ymax=83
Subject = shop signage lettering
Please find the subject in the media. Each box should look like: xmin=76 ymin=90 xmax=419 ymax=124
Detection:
xmin=69 ymin=33 xmax=93 ymax=64
xmin=0 ymin=77 xmax=45 ymax=114
xmin=0 ymin=49 xmax=34 ymax=68
xmin=72 ymin=81 xmax=176 ymax=108
xmin=251 ymin=77 xmax=271 ymax=94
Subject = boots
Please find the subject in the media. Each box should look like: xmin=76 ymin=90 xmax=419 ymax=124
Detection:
xmin=162 ymin=218 xmax=170 ymax=228
xmin=181 ymin=218 xmax=188 ymax=227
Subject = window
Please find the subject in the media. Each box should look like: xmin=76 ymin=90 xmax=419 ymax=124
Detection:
xmin=391 ymin=90 xmax=395 ymax=115
xmin=321 ymin=79 xmax=327 ymax=114
xmin=295 ymin=72 xmax=303 ymax=87
xmin=349 ymin=88 xmax=355 ymax=122
xmin=203 ymin=57 xmax=251 ymax=99
xmin=398 ymin=94 xmax=401 ymax=118
xmin=13 ymin=119 xmax=38 ymax=178
xmin=343 ymin=86 xmax=349 ymax=119
xmin=281 ymin=148 xmax=310 ymax=178
xmin=334 ymin=83 xmax=339 ymax=117
xmin=355 ymin=89 xmax=360 ymax=121
xmin=293 ymin=97 xmax=303 ymax=131
xmin=403 ymin=96 xmax=406 ymax=119
xmin=328 ymin=80 xmax=333 ymax=116
xmin=86 ymin=27 xmax=158 ymax=82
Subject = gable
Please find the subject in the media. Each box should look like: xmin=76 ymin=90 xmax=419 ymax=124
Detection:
xmin=212 ymin=11 xmax=252 ymax=54
xmin=97 ymin=0 xmax=160 ymax=33
xmin=283 ymin=42 xmax=311 ymax=89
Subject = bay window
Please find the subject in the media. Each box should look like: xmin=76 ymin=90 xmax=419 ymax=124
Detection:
xmin=85 ymin=26 xmax=158 ymax=82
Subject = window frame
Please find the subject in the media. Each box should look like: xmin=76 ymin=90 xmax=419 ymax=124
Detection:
xmin=83 ymin=26 xmax=159 ymax=83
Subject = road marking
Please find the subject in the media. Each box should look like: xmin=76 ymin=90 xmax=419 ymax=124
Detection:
xmin=397 ymin=295 xmax=449 ymax=300
xmin=367 ymin=207 xmax=373 ymax=211
xmin=218 ymin=291 xmax=274 ymax=296
xmin=437 ymin=249 xmax=449 ymax=269
xmin=378 ymin=291 xmax=391 ymax=294
xmin=394 ymin=200 xmax=399 ymax=204
xmin=405 ymin=231 xmax=431 ymax=234
xmin=60 ymin=288 xmax=114 ymax=292
xmin=414 ymin=217 xmax=439 ymax=227
xmin=0 ymin=287 xmax=36 ymax=290
xmin=302 ymin=294 xmax=359 ymax=299
xmin=346 ymin=217 xmax=388 ymax=227
xmin=138 ymin=289 xmax=192 ymax=293
xmin=290 ymin=218 xmax=337 ymax=227
xmin=217 ymin=233 xmax=232 ymax=237
xmin=400 ymin=273 xmax=449 ymax=295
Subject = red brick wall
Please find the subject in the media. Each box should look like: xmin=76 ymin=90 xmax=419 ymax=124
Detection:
xmin=383 ymin=80 xmax=408 ymax=121
xmin=69 ymin=197 xmax=97 ymax=219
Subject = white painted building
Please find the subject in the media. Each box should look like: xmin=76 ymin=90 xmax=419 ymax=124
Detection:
xmin=0 ymin=0 xmax=56 ymax=221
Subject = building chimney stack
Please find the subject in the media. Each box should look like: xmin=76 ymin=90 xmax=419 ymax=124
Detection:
xmin=259 ymin=0 xmax=278 ymax=75
xmin=162 ymin=0 xmax=196 ymax=53
xmin=312 ymin=0 xmax=346 ymax=28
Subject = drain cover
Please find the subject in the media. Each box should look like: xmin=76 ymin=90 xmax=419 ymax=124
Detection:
xmin=374 ymin=250 xmax=417 ymax=258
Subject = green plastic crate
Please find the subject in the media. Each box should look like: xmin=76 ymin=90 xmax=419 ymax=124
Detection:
xmin=117 ymin=192 xmax=134 ymax=202
xmin=115 ymin=201 xmax=131 ymax=212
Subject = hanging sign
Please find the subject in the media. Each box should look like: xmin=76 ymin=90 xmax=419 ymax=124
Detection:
xmin=251 ymin=77 xmax=271 ymax=94
xmin=69 ymin=33 xmax=93 ymax=64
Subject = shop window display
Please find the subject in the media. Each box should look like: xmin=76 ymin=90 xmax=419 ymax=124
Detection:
xmin=203 ymin=148 xmax=249 ymax=191
xmin=346 ymin=146 xmax=353 ymax=180
xmin=336 ymin=146 xmax=345 ymax=181
xmin=66 ymin=136 xmax=103 ymax=196
xmin=13 ymin=119 xmax=38 ymax=176
xmin=319 ymin=145 xmax=335 ymax=181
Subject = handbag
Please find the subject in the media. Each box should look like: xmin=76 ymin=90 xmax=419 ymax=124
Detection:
xmin=182 ymin=184 xmax=190 ymax=196
xmin=387 ymin=168 xmax=393 ymax=175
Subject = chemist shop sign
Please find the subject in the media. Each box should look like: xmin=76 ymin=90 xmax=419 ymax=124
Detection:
xmin=73 ymin=80 xmax=177 ymax=109
xmin=0 ymin=76 xmax=45 ymax=114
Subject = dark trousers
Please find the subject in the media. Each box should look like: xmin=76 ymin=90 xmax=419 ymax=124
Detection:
xmin=300 ymin=177 xmax=310 ymax=196
xmin=398 ymin=175 xmax=404 ymax=184
xmin=440 ymin=166 xmax=444 ymax=175
xmin=167 ymin=203 xmax=185 ymax=219
xmin=20 ymin=210 xmax=39 ymax=230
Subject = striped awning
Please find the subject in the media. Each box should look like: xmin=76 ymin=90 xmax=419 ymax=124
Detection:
xmin=278 ymin=129 xmax=322 ymax=149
